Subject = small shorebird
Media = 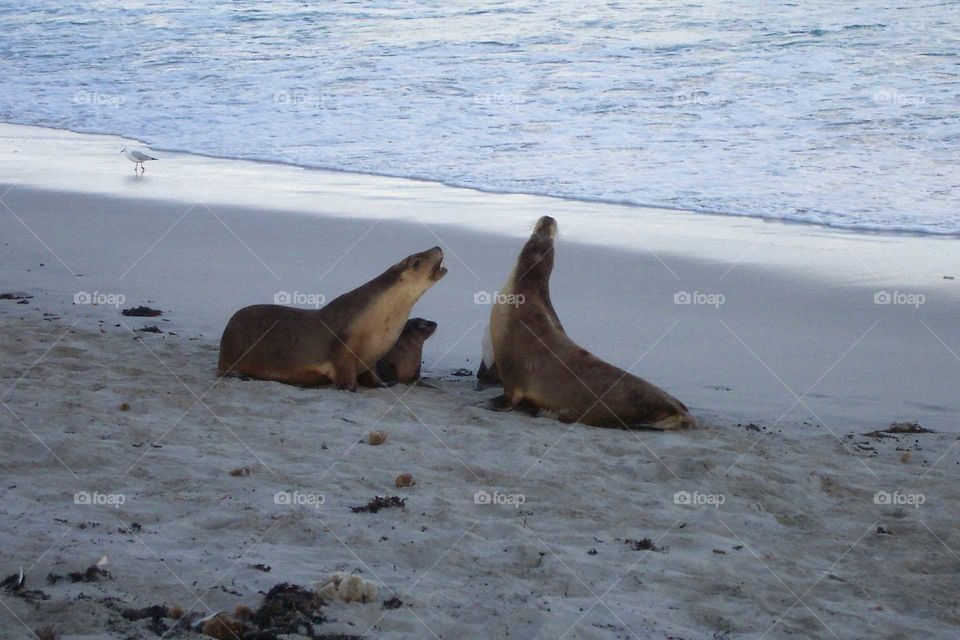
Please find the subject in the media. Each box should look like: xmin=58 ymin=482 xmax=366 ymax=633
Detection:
xmin=121 ymin=148 xmax=157 ymax=174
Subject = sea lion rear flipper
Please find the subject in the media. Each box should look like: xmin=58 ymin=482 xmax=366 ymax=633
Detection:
xmin=357 ymin=369 xmax=385 ymax=388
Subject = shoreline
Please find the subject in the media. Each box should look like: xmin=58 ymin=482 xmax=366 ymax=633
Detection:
xmin=4 ymin=121 xmax=960 ymax=239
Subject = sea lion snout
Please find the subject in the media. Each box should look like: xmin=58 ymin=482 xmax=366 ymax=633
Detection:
xmin=429 ymin=247 xmax=448 ymax=280
xmin=533 ymin=216 xmax=558 ymax=239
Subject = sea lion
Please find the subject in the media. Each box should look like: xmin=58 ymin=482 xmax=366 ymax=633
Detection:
xmin=489 ymin=216 xmax=695 ymax=429
xmin=376 ymin=317 xmax=437 ymax=384
xmin=475 ymin=323 xmax=502 ymax=389
xmin=218 ymin=247 xmax=447 ymax=390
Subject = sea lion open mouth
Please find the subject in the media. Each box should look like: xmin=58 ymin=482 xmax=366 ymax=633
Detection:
xmin=432 ymin=261 xmax=448 ymax=280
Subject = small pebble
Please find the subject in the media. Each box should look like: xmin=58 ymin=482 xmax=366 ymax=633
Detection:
xmin=368 ymin=431 xmax=387 ymax=446
xmin=395 ymin=473 xmax=415 ymax=488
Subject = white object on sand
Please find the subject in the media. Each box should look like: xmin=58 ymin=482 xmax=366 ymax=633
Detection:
xmin=121 ymin=148 xmax=157 ymax=174
xmin=316 ymin=572 xmax=378 ymax=603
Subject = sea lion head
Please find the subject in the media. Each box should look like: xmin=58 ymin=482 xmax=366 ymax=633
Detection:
xmin=397 ymin=246 xmax=447 ymax=289
xmin=515 ymin=216 xmax=557 ymax=284
xmin=405 ymin=317 xmax=438 ymax=339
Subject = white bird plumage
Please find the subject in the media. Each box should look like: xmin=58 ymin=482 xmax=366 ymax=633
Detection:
xmin=121 ymin=147 xmax=157 ymax=174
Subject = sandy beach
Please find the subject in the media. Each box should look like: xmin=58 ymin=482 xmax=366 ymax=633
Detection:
xmin=1 ymin=124 xmax=959 ymax=639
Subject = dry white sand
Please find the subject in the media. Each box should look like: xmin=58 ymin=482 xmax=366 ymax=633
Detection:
xmin=0 ymin=124 xmax=958 ymax=639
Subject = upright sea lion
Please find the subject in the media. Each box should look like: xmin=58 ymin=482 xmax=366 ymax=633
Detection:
xmin=475 ymin=323 xmax=502 ymax=389
xmin=376 ymin=317 xmax=437 ymax=384
xmin=489 ymin=216 xmax=695 ymax=429
xmin=218 ymin=247 xmax=447 ymax=390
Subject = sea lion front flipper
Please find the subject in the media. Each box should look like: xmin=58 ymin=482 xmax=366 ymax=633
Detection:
xmin=482 ymin=395 xmax=542 ymax=416
xmin=331 ymin=344 xmax=358 ymax=392
xmin=357 ymin=370 xmax=386 ymax=388
xmin=484 ymin=394 xmax=514 ymax=412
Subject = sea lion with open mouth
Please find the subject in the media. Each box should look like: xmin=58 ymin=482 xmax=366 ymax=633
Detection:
xmin=219 ymin=247 xmax=447 ymax=391
xmin=488 ymin=217 xmax=695 ymax=429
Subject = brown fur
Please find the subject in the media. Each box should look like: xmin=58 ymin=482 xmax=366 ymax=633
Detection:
xmin=376 ymin=317 xmax=437 ymax=383
xmin=489 ymin=216 xmax=695 ymax=430
xmin=218 ymin=247 xmax=446 ymax=391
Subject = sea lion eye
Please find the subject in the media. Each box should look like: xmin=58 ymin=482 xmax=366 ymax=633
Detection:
xmin=412 ymin=259 xmax=421 ymax=270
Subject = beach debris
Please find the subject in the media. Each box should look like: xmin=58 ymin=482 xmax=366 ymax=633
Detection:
xmin=0 ymin=292 xmax=32 ymax=301
xmin=33 ymin=626 xmax=55 ymax=640
xmin=248 ymin=582 xmax=327 ymax=632
xmin=624 ymin=538 xmax=665 ymax=552
xmin=122 ymin=306 xmax=163 ymax=317
xmin=877 ymin=526 xmax=893 ymax=535
xmin=944 ymin=275 xmax=955 ymax=280
xmin=250 ymin=563 xmax=271 ymax=572
xmin=863 ymin=421 xmax=935 ymax=439
xmin=394 ymin=473 xmax=415 ymax=488
xmin=46 ymin=564 xmax=111 ymax=585
xmin=202 ymin=612 xmax=244 ymax=640
xmin=168 ymin=605 xmax=185 ymax=620
xmin=121 ymin=604 xmax=170 ymax=635
xmin=383 ymin=596 xmax=404 ymax=610
xmin=119 ymin=402 xmax=131 ymax=411
xmin=351 ymin=496 xmax=406 ymax=513
xmin=1 ymin=568 xmax=49 ymax=601
xmin=229 ymin=467 xmax=253 ymax=477
xmin=900 ymin=451 xmax=912 ymax=464
xmin=451 ymin=368 xmax=473 ymax=377
xmin=367 ymin=431 xmax=387 ymax=446
xmin=316 ymin=572 xmax=378 ymax=604
xmin=137 ymin=325 xmax=163 ymax=334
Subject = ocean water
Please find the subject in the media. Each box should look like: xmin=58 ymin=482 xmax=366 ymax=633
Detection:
xmin=1 ymin=0 xmax=958 ymax=234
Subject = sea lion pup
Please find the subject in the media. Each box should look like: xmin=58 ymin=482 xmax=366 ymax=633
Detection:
xmin=218 ymin=247 xmax=447 ymax=390
xmin=489 ymin=216 xmax=695 ymax=430
xmin=376 ymin=317 xmax=437 ymax=384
